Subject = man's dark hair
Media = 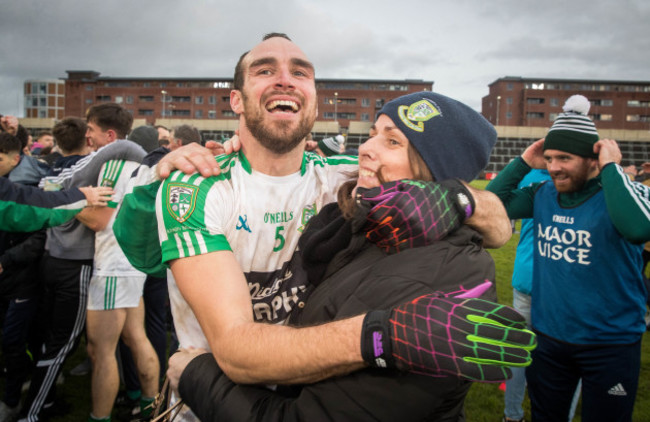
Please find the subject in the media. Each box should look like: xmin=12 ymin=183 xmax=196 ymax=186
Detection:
xmin=0 ymin=132 xmax=22 ymax=154
xmin=172 ymin=124 xmax=202 ymax=146
xmin=53 ymin=117 xmax=88 ymax=154
xmin=86 ymin=103 xmax=133 ymax=139
xmin=37 ymin=131 xmax=53 ymax=140
xmin=233 ymin=33 xmax=292 ymax=91
xmin=15 ymin=125 xmax=29 ymax=151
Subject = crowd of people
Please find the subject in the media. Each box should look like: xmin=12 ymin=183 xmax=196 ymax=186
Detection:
xmin=0 ymin=32 xmax=649 ymax=422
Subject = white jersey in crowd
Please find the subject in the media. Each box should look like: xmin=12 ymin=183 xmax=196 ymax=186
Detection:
xmin=156 ymin=151 xmax=358 ymax=350
xmin=93 ymin=159 xmax=146 ymax=279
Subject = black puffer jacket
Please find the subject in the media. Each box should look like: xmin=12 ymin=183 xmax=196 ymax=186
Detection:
xmin=180 ymin=203 xmax=496 ymax=422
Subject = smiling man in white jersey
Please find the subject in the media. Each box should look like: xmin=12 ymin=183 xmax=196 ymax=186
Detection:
xmin=115 ymin=33 xmax=526 ymax=422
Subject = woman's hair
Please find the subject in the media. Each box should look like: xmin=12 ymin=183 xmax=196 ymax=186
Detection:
xmin=338 ymin=144 xmax=433 ymax=218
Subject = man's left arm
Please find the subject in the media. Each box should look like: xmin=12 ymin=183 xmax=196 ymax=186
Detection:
xmin=596 ymin=139 xmax=650 ymax=243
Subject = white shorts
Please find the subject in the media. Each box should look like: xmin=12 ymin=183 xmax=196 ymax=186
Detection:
xmin=87 ymin=275 xmax=146 ymax=311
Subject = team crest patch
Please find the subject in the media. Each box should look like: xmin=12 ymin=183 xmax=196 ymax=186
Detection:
xmin=167 ymin=184 xmax=198 ymax=223
xmin=100 ymin=178 xmax=115 ymax=188
xmin=397 ymin=99 xmax=441 ymax=132
xmin=297 ymin=203 xmax=317 ymax=233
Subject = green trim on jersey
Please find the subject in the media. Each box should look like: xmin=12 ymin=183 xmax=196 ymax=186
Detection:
xmin=104 ymin=277 xmax=117 ymax=310
xmin=300 ymin=152 xmax=358 ymax=175
xmin=101 ymin=159 xmax=127 ymax=208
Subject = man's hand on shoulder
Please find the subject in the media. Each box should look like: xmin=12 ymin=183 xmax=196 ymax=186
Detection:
xmin=157 ymin=143 xmax=222 ymax=179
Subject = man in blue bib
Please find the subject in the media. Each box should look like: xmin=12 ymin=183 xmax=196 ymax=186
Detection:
xmin=488 ymin=94 xmax=650 ymax=422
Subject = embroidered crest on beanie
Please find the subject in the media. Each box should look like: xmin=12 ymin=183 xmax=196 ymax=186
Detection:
xmin=544 ymin=95 xmax=599 ymax=158
xmin=378 ymin=92 xmax=496 ymax=182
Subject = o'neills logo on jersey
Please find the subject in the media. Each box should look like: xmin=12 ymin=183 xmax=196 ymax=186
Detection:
xmin=537 ymin=223 xmax=592 ymax=265
xmin=167 ymin=183 xmax=198 ymax=223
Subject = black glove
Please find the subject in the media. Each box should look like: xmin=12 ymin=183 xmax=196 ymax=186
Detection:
xmin=360 ymin=292 xmax=536 ymax=382
xmin=358 ymin=179 xmax=475 ymax=254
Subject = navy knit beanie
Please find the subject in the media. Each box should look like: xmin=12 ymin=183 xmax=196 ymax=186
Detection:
xmin=544 ymin=95 xmax=599 ymax=159
xmin=378 ymin=91 xmax=496 ymax=182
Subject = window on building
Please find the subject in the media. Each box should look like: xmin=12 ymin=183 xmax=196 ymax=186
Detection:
xmin=139 ymin=109 xmax=154 ymax=116
xmin=506 ymin=111 xmax=512 ymax=119
xmin=527 ymin=98 xmax=545 ymax=105
xmin=527 ymin=112 xmax=544 ymax=119
xmin=362 ymin=98 xmax=370 ymax=107
xmin=222 ymin=96 xmax=230 ymax=102
xmin=39 ymin=110 xmax=47 ymax=118
xmin=126 ymin=96 xmax=133 ymax=104
xmin=195 ymin=96 xmax=204 ymax=105
xmin=223 ymin=110 xmax=237 ymax=117
xmin=375 ymin=99 xmax=385 ymax=108
xmin=195 ymin=110 xmax=203 ymax=118
xmin=143 ymin=82 xmax=151 ymax=88
xmin=592 ymin=99 xmax=613 ymax=107
xmin=85 ymin=85 xmax=94 ymax=91
xmin=505 ymin=97 xmax=513 ymax=105
xmin=627 ymin=100 xmax=650 ymax=107
xmin=171 ymin=96 xmax=191 ymax=103
xmin=39 ymin=98 xmax=47 ymax=106
xmin=549 ymin=113 xmax=558 ymax=121
xmin=177 ymin=83 xmax=185 ymax=88
xmin=115 ymin=96 xmax=124 ymax=104
xmin=172 ymin=109 xmax=190 ymax=117
xmin=86 ymin=99 xmax=93 ymax=104
xmin=361 ymin=113 xmax=370 ymax=121
xmin=208 ymin=110 xmax=216 ymax=119
xmin=600 ymin=114 xmax=613 ymax=121
xmin=550 ymin=98 xmax=559 ymax=107
xmin=324 ymin=112 xmax=356 ymax=119
xmin=506 ymin=83 xmax=514 ymax=91
xmin=209 ymin=95 xmax=216 ymax=105
xmin=626 ymin=115 xmax=640 ymax=122
xmin=39 ymin=83 xmax=47 ymax=94
xmin=160 ymin=82 xmax=167 ymax=88
xmin=139 ymin=95 xmax=154 ymax=102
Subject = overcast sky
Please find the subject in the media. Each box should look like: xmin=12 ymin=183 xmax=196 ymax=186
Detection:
xmin=1 ymin=0 xmax=648 ymax=117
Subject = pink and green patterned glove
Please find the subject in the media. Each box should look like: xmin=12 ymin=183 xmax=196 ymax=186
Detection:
xmin=358 ymin=179 xmax=475 ymax=254
xmin=361 ymin=292 xmax=536 ymax=382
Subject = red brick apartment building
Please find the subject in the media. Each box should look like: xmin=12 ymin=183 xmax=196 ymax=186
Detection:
xmin=482 ymin=76 xmax=650 ymax=130
xmin=481 ymin=77 xmax=650 ymax=172
xmin=63 ymin=70 xmax=432 ymax=146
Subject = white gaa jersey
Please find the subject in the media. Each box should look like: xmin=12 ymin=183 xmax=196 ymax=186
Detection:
xmin=156 ymin=151 xmax=357 ymax=349
xmin=93 ymin=159 xmax=146 ymax=279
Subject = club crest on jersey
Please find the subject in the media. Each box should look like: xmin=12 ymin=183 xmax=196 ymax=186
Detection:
xmin=167 ymin=183 xmax=198 ymax=223
xmin=397 ymin=99 xmax=441 ymax=132
xmin=297 ymin=203 xmax=317 ymax=233
xmin=100 ymin=178 xmax=115 ymax=188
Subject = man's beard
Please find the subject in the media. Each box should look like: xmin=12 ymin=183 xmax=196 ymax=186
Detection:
xmin=243 ymin=92 xmax=315 ymax=155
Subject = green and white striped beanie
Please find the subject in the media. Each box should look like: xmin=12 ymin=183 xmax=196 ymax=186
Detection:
xmin=544 ymin=94 xmax=599 ymax=158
